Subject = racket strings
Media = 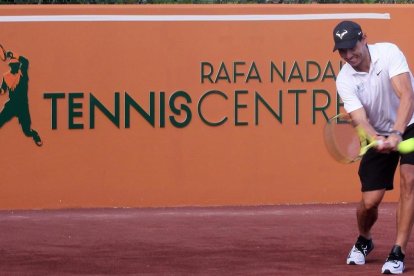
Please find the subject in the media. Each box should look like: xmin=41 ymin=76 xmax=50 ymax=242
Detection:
xmin=324 ymin=115 xmax=366 ymax=163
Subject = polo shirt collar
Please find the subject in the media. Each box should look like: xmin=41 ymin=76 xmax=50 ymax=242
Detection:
xmin=368 ymin=44 xmax=380 ymax=65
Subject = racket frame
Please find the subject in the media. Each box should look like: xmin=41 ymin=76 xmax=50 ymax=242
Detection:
xmin=324 ymin=113 xmax=377 ymax=163
xmin=0 ymin=44 xmax=6 ymax=61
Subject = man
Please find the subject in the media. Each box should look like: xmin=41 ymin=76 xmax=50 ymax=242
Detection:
xmin=0 ymin=51 xmax=42 ymax=146
xmin=333 ymin=20 xmax=414 ymax=274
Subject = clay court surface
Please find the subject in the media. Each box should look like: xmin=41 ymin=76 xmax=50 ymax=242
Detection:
xmin=1 ymin=202 xmax=413 ymax=275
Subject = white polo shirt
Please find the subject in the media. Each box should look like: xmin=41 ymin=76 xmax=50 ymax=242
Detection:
xmin=336 ymin=42 xmax=414 ymax=135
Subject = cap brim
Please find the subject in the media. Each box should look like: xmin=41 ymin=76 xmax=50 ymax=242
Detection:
xmin=333 ymin=39 xmax=358 ymax=52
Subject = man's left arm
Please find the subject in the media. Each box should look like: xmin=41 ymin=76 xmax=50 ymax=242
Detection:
xmin=388 ymin=72 xmax=414 ymax=148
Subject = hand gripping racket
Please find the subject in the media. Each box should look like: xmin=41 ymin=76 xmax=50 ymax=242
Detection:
xmin=324 ymin=113 xmax=414 ymax=164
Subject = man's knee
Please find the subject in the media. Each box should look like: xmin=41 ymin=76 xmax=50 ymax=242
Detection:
xmin=361 ymin=190 xmax=385 ymax=211
xmin=400 ymin=165 xmax=414 ymax=195
xmin=361 ymin=199 xmax=381 ymax=211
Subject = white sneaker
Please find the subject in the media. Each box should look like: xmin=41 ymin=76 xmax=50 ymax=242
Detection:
xmin=346 ymin=237 xmax=374 ymax=265
xmin=382 ymin=260 xmax=404 ymax=274
xmin=347 ymin=245 xmax=367 ymax=265
xmin=382 ymin=245 xmax=405 ymax=274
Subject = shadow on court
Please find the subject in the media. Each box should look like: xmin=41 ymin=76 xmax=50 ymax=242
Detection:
xmin=0 ymin=203 xmax=413 ymax=275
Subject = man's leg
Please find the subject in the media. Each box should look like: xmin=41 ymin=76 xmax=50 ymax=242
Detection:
xmin=347 ymin=189 xmax=385 ymax=265
xmin=381 ymin=165 xmax=414 ymax=274
xmin=21 ymin=124 xmax=42 ymax=147
xmin=357 ymin=189 xmax=386 ymax=239
xmin=396 ymin=164 xmax=414 ymax=252
xmin=19 ymin=106 xmax=42 ymax=146
xmin=0 ymin=103 xmax=16 ymax=128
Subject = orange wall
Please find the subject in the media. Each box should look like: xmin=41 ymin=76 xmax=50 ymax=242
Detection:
xmin=0 ymin=4 xmax=412 ymax=209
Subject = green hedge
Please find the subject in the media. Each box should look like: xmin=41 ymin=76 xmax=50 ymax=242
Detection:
xmin=0 ymin=0 xmax=412 ymax=4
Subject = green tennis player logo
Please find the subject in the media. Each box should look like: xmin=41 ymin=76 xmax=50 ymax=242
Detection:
xmin=0 ymin=44 xmax=42 ymax=146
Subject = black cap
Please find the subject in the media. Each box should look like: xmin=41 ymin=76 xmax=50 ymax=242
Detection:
xmin=332 ymin=21 xmax=363 ymax=52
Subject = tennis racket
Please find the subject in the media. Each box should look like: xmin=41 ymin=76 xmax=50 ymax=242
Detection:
xmin=323 ymin=113 xmax=414 ymax=164
xmin=0 ymin=44 xmax=6 ymax=61
xmin=323 ymin=113 xmax=379 ymax=163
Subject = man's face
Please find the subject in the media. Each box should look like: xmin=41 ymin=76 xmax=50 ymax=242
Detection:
xmin=338 ymin=38 xmax=367 ymax=70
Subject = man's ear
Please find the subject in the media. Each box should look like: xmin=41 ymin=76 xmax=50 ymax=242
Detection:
xmin=361 ymin=33 xmax=368 ymax=42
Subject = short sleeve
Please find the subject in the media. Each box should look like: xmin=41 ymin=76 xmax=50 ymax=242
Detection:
xmin=336 ymin=75 xmax=363 ymax=113
xmin=387 ymin=44 xmax=410 ymax=78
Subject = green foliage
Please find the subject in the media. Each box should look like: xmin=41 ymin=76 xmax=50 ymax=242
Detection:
xmin=0 ymin=0 xmax=412 ymax=3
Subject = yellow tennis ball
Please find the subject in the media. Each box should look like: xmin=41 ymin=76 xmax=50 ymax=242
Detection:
xmin=398 ymin=138 xmax=414 ymax=154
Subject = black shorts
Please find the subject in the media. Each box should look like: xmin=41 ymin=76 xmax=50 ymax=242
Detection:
xmin=358 ymin=124 xmax=414 ymax=192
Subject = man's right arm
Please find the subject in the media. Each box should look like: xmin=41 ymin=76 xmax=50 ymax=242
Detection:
xmin=350 ymin=108 xmax=387 ymax=151
xmin=349 ymin=108 xmax=378 ymax=138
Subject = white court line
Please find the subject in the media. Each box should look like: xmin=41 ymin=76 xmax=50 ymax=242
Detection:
xmin=0 ymin=13 xmax=390 ymax=22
